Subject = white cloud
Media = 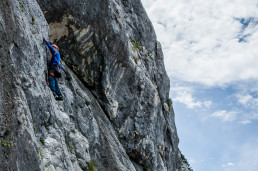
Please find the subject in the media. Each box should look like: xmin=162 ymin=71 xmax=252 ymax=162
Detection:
xmin=236 ymin=93 xmax=258 ymax=108
xmin=234 ymin=90 xmax=258 ymax=122
xmin=171 ymin=86 xmax=212 ymax=109
xmin=142 ymin=0 xmax=258 ymax=87
xmin=222 ymin=162 xmax=235 ymax=167
xmin=189 ymin=159 xmax=196 ymax=164
xmin=173 ymin=90 xmax=202 ymax=109
xmin=211 ymin=110 xmax=237 ymax=122
xmin=239 ymin=120 xmax=251 ymax=125
xmin=237 ymin=94 xmax=253 ymax=106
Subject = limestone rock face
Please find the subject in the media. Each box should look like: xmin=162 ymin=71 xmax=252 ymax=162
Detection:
xmin=0 ymin=0 xmax=184 ymax=170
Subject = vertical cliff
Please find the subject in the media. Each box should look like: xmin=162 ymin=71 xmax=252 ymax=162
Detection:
xmin=0 ymin=0 xmax=185 ymax=170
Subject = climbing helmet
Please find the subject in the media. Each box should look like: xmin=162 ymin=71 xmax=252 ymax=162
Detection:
xmin=51 ymin=44 xmax=59 ymax=49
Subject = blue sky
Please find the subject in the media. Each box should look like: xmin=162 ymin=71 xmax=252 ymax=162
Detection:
xmin=141 ymin=0 xmax=258 ymax=170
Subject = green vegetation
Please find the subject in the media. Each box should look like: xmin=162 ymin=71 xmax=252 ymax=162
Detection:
xmin=32 ymin=16 xmax=36 ymax=25
xmin=33 ymin=122 xmax=37 ymax=132
xmin=143 ymin=168 xmax=150 ymax=171
xmin=144 ymin=50 xmax=152 ymax=60
xmin=133 ymin=56 xmax=140 ymax=64
xmin=19 ymin=3 xmax=24 ymax=13
xmin=129 ymin=38 xmax=154 ymax=63
xmin=129 ymin=38 xmax=141 ymax=52
xmin=166 ymin=98 xmax=172 ymax=110
xmin=88 ymin=160 xmax=96 ymax=171
xmin=130 ymin=39 xmax=152 ymax=58
xmin=40 ymin=136 xmax=45 ymax=145
xmin=39 ymin=147 xmax=44 ymax=159
xmin=66 ymin=143 xmax=71 ymax=153
xmin=181 ymin=151 xmax=193 ymax=171
xmin=1 ymin=139 xmax=11 ymax=147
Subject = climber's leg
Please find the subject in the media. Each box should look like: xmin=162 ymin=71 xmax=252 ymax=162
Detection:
xmin=54 ymin=78 xmax=63 ymax=100
xmin=48 ymin=69 xmax=57 ymax=97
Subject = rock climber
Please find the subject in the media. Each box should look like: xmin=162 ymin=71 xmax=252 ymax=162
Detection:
xmin=43 ymin=37 xmax=63 ymax=101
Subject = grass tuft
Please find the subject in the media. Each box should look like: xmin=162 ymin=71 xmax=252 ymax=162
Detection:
xmin=38 ymin=147 xmax=44 ymax=159
xmin=32 ymin=16 xmax=36 ymax=25
xmin=40 ymin=136 xmax=45 ymax=145
xmin=88 ymin=160 xmax=96 ymax=171
xmin=166 ymin=98 xmax=172 ymax=110
xmin=1 ymin=139 xmax=11 ymax=147
xmin=181 ymin=150 xmax=193 ymax=171
xmin=129 ymin=38 xmax=141 ymax=52
xmin=19 ymin=3 xmax=24 ymax=13
xmin=133 ymin=56 xmax=140 ymax=64
xmin=66 ymin=143 xmax=71 ymax=153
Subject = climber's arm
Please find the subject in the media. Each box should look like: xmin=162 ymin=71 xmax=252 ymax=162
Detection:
xmin=43 ymin=37 xmax=56 ymax=55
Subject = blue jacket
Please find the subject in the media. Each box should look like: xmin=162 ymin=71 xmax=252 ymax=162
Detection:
xmin=45 ymin=41 xmax=61 ymax=69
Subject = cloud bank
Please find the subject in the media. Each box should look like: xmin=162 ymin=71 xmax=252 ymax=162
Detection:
xmin=142 ymin=0 xmax=258 ymax=86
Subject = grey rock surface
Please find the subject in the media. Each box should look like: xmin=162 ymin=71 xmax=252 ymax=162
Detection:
xmin=0 ymin=0 xmax=186 ymax=170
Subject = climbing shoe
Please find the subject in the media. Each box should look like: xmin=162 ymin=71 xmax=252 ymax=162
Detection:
xmin=55 ymin=95 xmax=63 ymax=101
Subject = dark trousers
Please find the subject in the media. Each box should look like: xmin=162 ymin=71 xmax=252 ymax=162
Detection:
xmin=49 ymin=69 xmax=62 ymax=96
